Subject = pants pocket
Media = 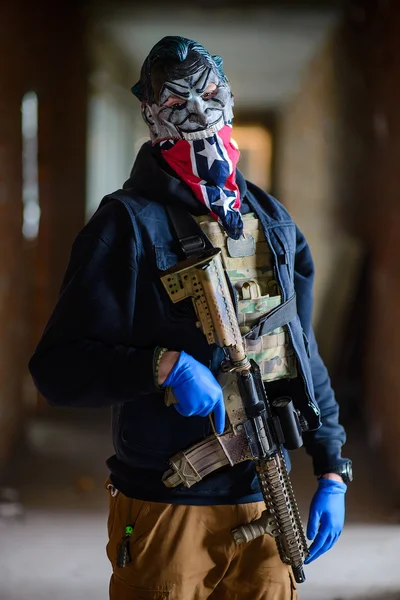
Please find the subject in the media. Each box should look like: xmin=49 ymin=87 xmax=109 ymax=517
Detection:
xmin=110 ymin=574 xmax=171 ymax=600
xmin=106 ymin=490 xmax=147 ymax=568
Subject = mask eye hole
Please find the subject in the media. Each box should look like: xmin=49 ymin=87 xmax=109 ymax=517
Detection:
xmin=171 ymin=102 xmax=187 ymax=110
xmin=202 ymin=87 xmax=218 ymax=100
xmin=163 ymin=96 xmax=187 ymax=109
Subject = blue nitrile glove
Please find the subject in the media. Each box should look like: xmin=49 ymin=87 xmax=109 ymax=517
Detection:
xmin=164 ymin=351 xmax=226 ymax=434
xmin=305 ymin=477 xmax=347 ymax=564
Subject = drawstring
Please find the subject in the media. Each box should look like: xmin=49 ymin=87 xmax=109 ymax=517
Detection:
xmin=107 ymin=483 xmax=134 ymax=568
xmin=107 ymin=483 xmax=119 ymax=498
xmin=117 ymin=495 xmax=134 ymax=568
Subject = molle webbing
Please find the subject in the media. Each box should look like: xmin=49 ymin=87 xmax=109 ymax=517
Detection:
xmin=196 ymin=212 xmax=297 ymax=382
xmin=197 ymin=215 xmax=276 ymax=295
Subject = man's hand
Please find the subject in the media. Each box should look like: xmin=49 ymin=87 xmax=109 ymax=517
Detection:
xmin=161 ymin=350 xmax=226 ymax=434
xmin=305 ymin=476 xmax=347 ymax=564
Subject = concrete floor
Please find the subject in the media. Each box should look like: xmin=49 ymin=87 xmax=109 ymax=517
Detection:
xmin=0 ymin=408 xmax=399 ymax=600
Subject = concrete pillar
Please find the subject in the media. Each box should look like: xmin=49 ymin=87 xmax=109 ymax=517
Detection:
xmin=278 ymin=0 xmax=400 ymax=492
xmin=0 ymin=1 xmax=27 ymax=465
xmin=0 ymin=0 xmax=89 ymax=467
xmin=340 ymin=1 xmax=400 ymax=491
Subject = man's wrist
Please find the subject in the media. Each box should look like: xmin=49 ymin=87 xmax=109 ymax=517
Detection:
xmin=320 ymin=472 xmax=344 ymax=484
xmin=317 ymin=460 xmax=353 ymax=484
xmin=157 ymin=350 xmax=180 ymax=386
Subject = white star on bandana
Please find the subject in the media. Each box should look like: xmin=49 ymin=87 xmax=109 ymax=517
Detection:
xmin=211 ymin=188 xmax=235 ymax=216
xmin=196 ymin=139 xmax=225 ymax=170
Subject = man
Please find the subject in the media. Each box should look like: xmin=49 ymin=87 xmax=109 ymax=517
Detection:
xmin=29 ymin=36 xmax=352 ymax=600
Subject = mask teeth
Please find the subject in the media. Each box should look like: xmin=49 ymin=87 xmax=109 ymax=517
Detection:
xmin=181 ymin=119 xmax=225 ymax=141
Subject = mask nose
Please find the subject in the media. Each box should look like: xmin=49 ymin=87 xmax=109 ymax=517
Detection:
xmin=187 ymin=98 xmax=208 ymax=126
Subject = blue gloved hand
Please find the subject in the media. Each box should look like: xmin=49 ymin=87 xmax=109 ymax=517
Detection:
xmin=305 ymin=477 xmax=347 ymax=564
xmin=164 ymin=351 xmax=226 ymax=434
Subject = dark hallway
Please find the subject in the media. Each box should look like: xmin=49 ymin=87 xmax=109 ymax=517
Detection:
xmin=2 ymin=1 xmax=400 ymax=599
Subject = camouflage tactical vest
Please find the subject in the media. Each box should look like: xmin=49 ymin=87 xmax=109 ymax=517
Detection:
xmin=196 ymin=212 xmax=297 ymax=382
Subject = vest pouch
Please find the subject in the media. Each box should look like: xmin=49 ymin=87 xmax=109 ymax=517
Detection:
xmin=244 ymin=327 xmax=297 ymax=382
xmin=238 ymin=291 xmax=298 ymax=382
xmin=195 ymin=212 xmax=298 ymax=383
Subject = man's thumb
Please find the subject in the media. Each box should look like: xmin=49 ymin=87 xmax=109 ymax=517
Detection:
xmin=213 ymin=397 xmax=226 ymax=435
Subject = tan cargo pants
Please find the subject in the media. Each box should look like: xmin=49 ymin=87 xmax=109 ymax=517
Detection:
xmin=105 ymin=482 xmax=298 ymax=600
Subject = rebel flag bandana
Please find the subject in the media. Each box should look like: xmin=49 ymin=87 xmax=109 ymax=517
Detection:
xmin=159 ymin=124 xmax=244 ymax=239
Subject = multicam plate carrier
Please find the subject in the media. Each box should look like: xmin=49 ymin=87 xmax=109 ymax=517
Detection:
xmin=195 ymin=212 xmax=297 ymax=382
xmin=159 ymin=214 xmax=310 ymax=583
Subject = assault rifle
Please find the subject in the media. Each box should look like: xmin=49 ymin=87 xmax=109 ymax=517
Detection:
xmin=160 ymin=247 xmax=309 ymax=583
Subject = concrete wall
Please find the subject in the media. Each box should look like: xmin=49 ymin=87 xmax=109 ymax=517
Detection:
xmin=278 ymin=1 xmax=400 ymax=490
xmin=0 ymin=2 xmax=27 ymax=464
xmin=25 ymin=2 xmax=89 ymax=330
xmin=86 ymin=26 xmax=146 ymax=219
xmin=0 ymin=0 xmax=89 ymax=467
xmin=339 ymin=1 xmax=400 ymax=489
xmin=277 ymin=33 xmax=364 ymax=374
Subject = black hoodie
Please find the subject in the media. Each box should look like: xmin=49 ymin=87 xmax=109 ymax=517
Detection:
xmin=29 ymin=142 xmax=347 ymax=504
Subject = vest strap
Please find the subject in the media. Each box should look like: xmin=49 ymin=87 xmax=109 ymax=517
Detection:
xmin=166 ymin=204 xmax=209 ymax=257
xmin=244 ymin=294 xmax=297 ymax=340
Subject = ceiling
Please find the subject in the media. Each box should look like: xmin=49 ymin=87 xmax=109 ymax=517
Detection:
xmin=101 ymin=7 xmax=339 ymax=110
